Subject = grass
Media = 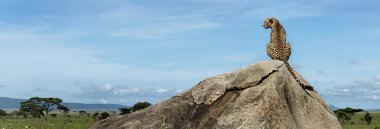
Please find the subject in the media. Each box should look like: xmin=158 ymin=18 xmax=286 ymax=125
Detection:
xmin=0 ymin=111 xmax=119 ymax=129
xmin=1 ymin=117 xmax=94 ymax=129
xmin=1 ymin=111 xmax=379 ymax=129
xmin=340 ymin=112 xmax=380 ymax=129
xmin=0 ymin=116 xmax=95 ymax=129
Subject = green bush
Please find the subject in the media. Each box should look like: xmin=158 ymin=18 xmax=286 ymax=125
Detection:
xmin=119 ymin=107 xmax=131 ymax=115
xmin=364 ymin=112 xmax=372 ymax=124
xmin=131 ymin=102 xmax=151 ymax=112
xmin=0 ymin=109 xmax=7 ymax=118
xmin=99 ymin=112 xmax=110 ymax=120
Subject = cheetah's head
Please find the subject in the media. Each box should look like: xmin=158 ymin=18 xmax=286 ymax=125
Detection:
xmin=263 ymin=17 xmax=278 ymax=29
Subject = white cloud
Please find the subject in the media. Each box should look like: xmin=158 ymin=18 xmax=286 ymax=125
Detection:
xmin=154 ymin=88 xmax=169 ymax=94
xmin=109 ymin=87 xmax=141 ymax=95
xmin=175 ymin=89 xmax=183 ymax=93
xmin=102 ymin=84 xmax=114 ymax=91
xmin=118 ymin=99 xmax=128 ymax=103
xmin=375 ymin=75 xmax=380 ymax=82
xmin=131 ymin=88 xmax=140 ymax=93
xmin=363 ymin=95 xmax=379 ymax=100
xmin=113 ymin=89 xmax=126 ymax=95
xmin=99 ymin=99 xmax=108 ymax=104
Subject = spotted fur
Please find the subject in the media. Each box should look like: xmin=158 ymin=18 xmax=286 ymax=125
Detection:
xmin=263 ymin=17 xmax=314 ymax=92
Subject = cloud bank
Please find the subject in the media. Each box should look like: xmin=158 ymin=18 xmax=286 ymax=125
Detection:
xmin=74 ymin=83 xmax=183 ymax=105
xmin=323 ymin=74 xmax=380 ymax=108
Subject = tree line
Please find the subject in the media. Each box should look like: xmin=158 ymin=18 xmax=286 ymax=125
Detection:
xmin=0 ymin=97 xmax=152 ymax=122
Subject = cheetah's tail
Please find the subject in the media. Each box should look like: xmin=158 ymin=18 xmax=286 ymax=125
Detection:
xmin=284 ymin=61 xmax=314 ymax=91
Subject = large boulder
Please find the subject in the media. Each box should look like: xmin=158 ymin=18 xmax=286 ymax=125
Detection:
xmin=90 ymin=60 xmax=342 ymax=129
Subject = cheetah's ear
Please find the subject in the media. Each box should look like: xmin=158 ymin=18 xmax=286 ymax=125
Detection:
xmin=269 ymin=19 xmax=273 ymax=24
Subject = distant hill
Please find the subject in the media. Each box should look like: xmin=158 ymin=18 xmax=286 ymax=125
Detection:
xmin=0 ymin=97 xmax=126 ymax=110
xmin=328 ymin=105 xmax=380 ymax=112
xmin=364 ymin=109 xmax=380 ymax=112
xmin=62 ymin=103 xmax=127 ymax=110
xmin=0 ymin=97 xmax=24 ymax=109
xmin=329 ymin=104 xmax=339 ymax=111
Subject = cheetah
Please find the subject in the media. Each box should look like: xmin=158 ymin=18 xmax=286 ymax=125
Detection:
xmin=263 ymin=17 xmax=314 ymax=95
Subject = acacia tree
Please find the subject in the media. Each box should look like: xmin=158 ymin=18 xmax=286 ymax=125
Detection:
xmin=20 ymin=97 xmax=68 ymax=121
xmin=0 ymin=109 xmax=7 ymax=118
xmin=58 ymin=104 xmax=71 ymax=129
xmin=334 ymin=107 xmax=363 ymax=124
xmin=58 ymin=104 xmax=70 ymax=117
xmin=363 ymin=112 xmax=372 ymax=124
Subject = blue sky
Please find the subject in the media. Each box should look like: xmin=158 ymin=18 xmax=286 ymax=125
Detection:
xmin=0 ymin=0 xmax=379 ymax=109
